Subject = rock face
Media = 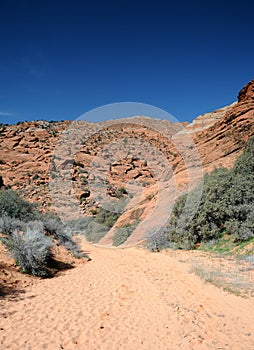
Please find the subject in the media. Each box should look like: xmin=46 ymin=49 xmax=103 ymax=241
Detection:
xmin=184 ymin=102 xmax=237 ymax=134
xmin=0 ymin=120 xmax=71 ymax=208
xmin=189 ymin=81 xmax=254 ymax=175
xmin=0 ymin=80 xmax=253 ymax=243
xmin=238 ymin=79 xmax=254 ymax=102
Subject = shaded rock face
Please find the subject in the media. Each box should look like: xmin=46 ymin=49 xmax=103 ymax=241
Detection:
xmin=238 ymin=79 xmax=254 ymax=102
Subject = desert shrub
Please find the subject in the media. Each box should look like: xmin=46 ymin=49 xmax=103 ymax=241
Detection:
xmin=0 ymin=190 xmax=90 ymax=276
xmin=168 ymin=136 xmax=254 ymax=248
xmin=43 ymin=212 xmax=63 ymax=236
xmin=0 ymin=189 xmax=38 ymax=221
xmin=83 ymin=219 xmax=109 ymax=243
xmin=62 ymin=216 xmax=107 ymax=245
xmin=226 ymin=209 xmax=254 ymax=242
xmin=146 ymin=226 xmax=170 ymax=251
xmin=67 ymin=217 xmax=90 ymax=233
xmin=71 ymin=250 xmax=91 ymax=260
xmin=94 ymin=208 xmax=120 ymax=228
xmin=118 ymin=187 xmax=128 ymax=195
xmin=0 ymin=214 xmax=24 ymax=235
xmin=58 ymin=228 xmax=78 ymax=251
xmin=115 ymin=187 xmax=128 ymax=198
xmin=232 ymin=136 xmax=254 ymax=175
xmin=9 ymin=229 xmax=53 ymax=277
xmin=25 ymin=220 xmax=44 ymax=234
xmin=112 ymin=221 xmax=139 ymax=247
xmin=42 ymin=213 xmax=78 ymax=252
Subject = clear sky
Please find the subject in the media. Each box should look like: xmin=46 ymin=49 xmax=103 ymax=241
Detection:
xmin=0 ymin=0 xmax=254 ymax=124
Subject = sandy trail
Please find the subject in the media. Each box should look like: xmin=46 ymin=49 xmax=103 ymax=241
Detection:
xmin=1 ymin=243 xmax=254 ymax=350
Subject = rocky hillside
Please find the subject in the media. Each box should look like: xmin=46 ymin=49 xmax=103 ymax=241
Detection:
xmin=0 ymin=80 xmax=253 ymax=245
xmin=192 ymin=80 xmax=254 ymax=172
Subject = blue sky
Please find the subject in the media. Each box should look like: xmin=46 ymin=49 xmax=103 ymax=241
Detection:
xmin=0 ymin=0 xmax=254 ymax=124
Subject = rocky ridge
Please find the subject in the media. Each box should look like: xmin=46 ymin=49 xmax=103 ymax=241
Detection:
xmin=0 ymin=80 xmax=254 ymax=245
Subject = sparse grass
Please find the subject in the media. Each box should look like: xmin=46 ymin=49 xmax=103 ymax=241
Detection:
xmin=199 ymin=234 xmax=254 ymax=257
xmin=192 ymin=233 xmax=254 ymax=297
xmin=191 ymin=262 xmax=253 ymax=297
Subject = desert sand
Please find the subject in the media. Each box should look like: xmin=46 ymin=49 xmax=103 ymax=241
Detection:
xmin=1 ymin=242 xmax=254 ymax=350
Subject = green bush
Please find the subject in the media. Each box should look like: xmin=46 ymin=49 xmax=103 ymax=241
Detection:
xmin=168 ymin=136 xmax=254 ymax=248
xmin=64 ymin=209 xmax=119 ymax=243
xmin=0 ymin=189 xmax=38 ymax=221
xmin=94 ymin=208 xmax=120 ymax=228
xmin=112 ymin=221 xmax=139 ymax=247
xmin=69 ymin=215 xmax=109 ymax=243
xmin=115 ymin=187 xmax=128 ymax=198
xmin=85 ymin=220 xmax=109 ymax=243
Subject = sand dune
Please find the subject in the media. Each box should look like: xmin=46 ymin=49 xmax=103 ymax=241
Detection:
xmin=1 ymin=243 xmax=254 ymax=349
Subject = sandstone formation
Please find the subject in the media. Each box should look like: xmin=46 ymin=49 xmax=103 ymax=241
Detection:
xmin=0 ymin=80 xmax=253 ymax=244
xmin=238 ymin=79 xmax=254 ymax=102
